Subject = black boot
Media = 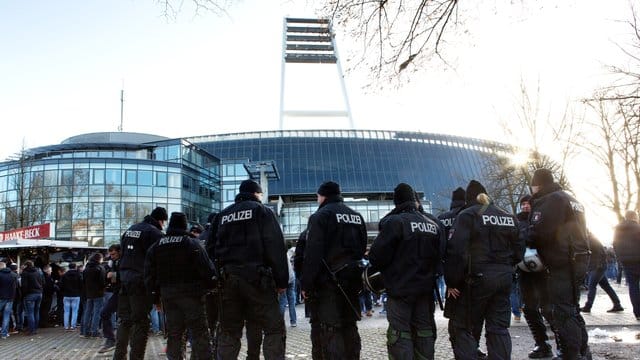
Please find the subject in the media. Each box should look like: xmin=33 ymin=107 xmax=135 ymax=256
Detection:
xmin=529 ymin=343 xmax=553 ymax=359
xmin=476 ymin=348 xmax=487 ymax=359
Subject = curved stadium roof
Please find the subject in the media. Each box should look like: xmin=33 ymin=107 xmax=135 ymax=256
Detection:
xmin=189 ymin=129 xmax=504 ymax=211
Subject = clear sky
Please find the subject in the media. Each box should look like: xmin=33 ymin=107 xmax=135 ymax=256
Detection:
xmin=0 ymin=0 xmax=635 ymax=241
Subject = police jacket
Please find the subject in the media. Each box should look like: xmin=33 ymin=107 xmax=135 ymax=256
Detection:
xmin=145 ymin=227 xmax=217 ymax=300
xmin=302 ymin=195 xmax=367 ymax=292
xmin=0 ymin=268 xmax=19 ymax=300
xmin=293 ymin=229 xmax=307 ymax=280
xmin=420 ymin=206 xmax=447 ymax=276
xmin=529 ymin=183 xmax=590 ymax=269
xmin=444 ymin=199 xmax=522 ymax=289
xmin=119 ymin=215 xmax=164 ymax=285
xmin=437 ymin=198 xmax=465 ymax=237
xmin=60 ymin=269 xmax=83 ymax=297
xmin=369 ymin=202 xmax=442 ymax=297
xmin=613 ymin=220 xmax=640 ymax=265
xmin=20 ymin=266 xmax=44 ymax=296
xmin=214 ymin=192 xmax=288 ymax=289
xmin=517 ymin=211 xmax=531 ymax=247
xmin=83 ymin=260 xmax=106 ymax=299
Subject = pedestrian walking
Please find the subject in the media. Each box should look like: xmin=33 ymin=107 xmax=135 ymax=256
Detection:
xmin=580 ymin=233 xmax=624 ymax=313
xmin=613 ymin=210 xmax=640 ymax=320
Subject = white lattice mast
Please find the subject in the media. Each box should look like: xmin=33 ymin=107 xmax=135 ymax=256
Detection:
xmin=279 ymin=17 xmax=354 ymax=130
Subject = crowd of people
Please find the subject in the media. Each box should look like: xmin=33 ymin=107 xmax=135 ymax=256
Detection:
xmin=0 ymin=169 xmax=639 ymax=360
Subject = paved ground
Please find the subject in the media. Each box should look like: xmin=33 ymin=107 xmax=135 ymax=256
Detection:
xmin=1 ymin=283 xmax=639 ymax=359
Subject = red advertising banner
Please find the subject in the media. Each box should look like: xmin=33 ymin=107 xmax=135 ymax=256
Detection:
xmin=0 ymin=223 xmax=51 ymax=242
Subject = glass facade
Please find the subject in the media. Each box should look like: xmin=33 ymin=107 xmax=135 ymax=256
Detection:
xmin=0 ymin=135 xmax=221 ymax=246
xmin=0 ymin=129 xmax=502 ymax=244
xmin=190 ymin=130 xmax=495 ymax=213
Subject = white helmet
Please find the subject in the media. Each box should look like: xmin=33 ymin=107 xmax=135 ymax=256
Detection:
xmin=517 ymin=248 xmax=546 ymax=272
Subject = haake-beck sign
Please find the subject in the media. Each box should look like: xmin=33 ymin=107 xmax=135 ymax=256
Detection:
xmin=0 ymin=223 xmax=51 ymax=242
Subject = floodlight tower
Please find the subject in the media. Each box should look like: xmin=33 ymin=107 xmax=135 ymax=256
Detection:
xmin=279 ymin=17 xmax=354 ymax=129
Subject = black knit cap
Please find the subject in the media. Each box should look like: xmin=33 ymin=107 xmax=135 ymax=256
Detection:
xmin=168 ymin=212 xmax=188 ymax=231
xmin=519 ymin=194 xmax=532 ymax=204
xmin=531 ymin=168 xmax=554 ymax=187
xmin=393 ymin=183 xmax=416 ymax=205
xmin=452 ymin=187 xmax=465 ymax=201
xmin=317 ymin=181 xmax=341 ymax=197
xmin=239 ymin=180 xmax=263 ymax=194
xmin=150 ymin=206 xmax=168 ymax=221
xmin=465 ymin=180 xmax=487 ymax=203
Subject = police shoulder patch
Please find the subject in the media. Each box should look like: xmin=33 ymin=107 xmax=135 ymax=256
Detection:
xmin=531 ymin=211 xmax=542 ymax=223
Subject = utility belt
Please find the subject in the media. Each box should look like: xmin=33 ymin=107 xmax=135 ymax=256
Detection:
xmin=220 ymin=264 xmax=274 ymax=287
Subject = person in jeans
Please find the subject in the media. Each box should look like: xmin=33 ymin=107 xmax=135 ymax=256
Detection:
xmin=20 ymin=260 xmax=44 ymax=336
xmin=580 ymin=232 xmax=624 ymax=313
xmin=0 ymin=261 xmax=19 ymax=338
xmin=613 ymin=210 xmax=640 ymax=320
xmin=99 ymin=244 xmax=121 ymax=353
xmin=60 ymin=263 xmax=83 ymax=331
xmin=82 ymin=253 xmax=106 ymax=338
xmin=279 ymin=245 xmax=298 ymax=326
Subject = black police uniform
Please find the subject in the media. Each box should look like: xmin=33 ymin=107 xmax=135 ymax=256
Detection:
xmin=445 ymin=185 xmax=523 ymax=360
xmin=369 ymin=199 xmax=441 ymax=359
xmin=302 ymin=194 xmax=367 ymax=359
xmin=213 ymin=192 xmax=288 ymax=360
xmin=145 ymin=221 xmax=217 ymax=360
xmin=517 ymin=210 xmax=554 ymax=358
xmin=529 ymin=183 xmax=591 ymax=360
xmin=114 ymin=213 xmax=164 ymax=360
xmin=439 ymin=190 xmax=485 ymax=359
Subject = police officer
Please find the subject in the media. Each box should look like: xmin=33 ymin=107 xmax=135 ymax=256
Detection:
xmin=145 ymin=212 xmax=217 ymax=360
xmin=528 ymin=168 xmax=591 ymax=360
xmin=439 ymin=188 xmax=487 ymax=360
xmin=516 ymin=195 xmax=554 ymax=359
xmin=445 ymin=180 xmax=523 ymax=360
xmin=369 ymin=183 xmax=441 ymax=359
xmin=438 ymin=187 xmax=466 ymax=234
xmin=113 ymin=206 xmax=167 ymax=360
xmin=302 ymin=181 xmax=367 ymax=359
xmin=212 ymin=179 xmax=288 ymax=360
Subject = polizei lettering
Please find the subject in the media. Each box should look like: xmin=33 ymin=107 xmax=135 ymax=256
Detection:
xmin=125 ymin=230 xmax=141 ymax=238
xmin=221 ymin=210 xmax=253 ymax=224
xmin=410 ymin=221 xmax=438 ymax=234
xmin=159 ymin=236 xmax=184 ymax=245
xmin=336 ymin=213 xmax=362 ymax=225
xmin=440 ymin=218 xmax=454 ymax=227
xmin=481 ymin=215 xmax=515 ymax=227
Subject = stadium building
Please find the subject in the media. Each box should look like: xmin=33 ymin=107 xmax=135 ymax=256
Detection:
xmin=0 ymin=130 xmax=502 ymax=246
